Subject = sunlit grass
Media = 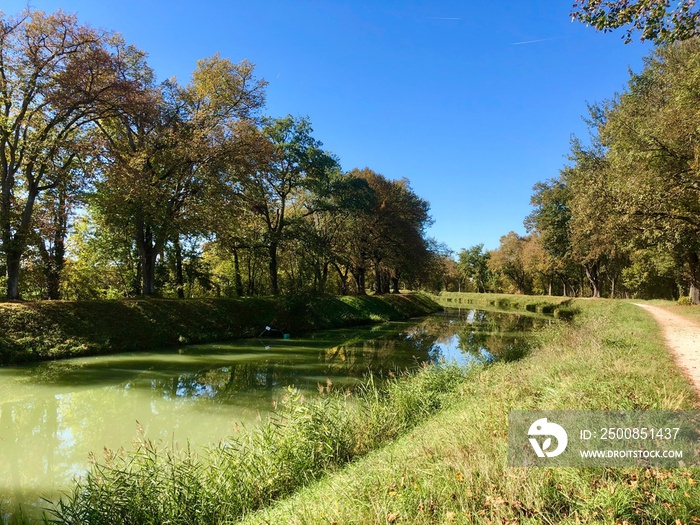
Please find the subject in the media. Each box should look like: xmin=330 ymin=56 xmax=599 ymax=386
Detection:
xmin=240 ymin=299 xmax=700 ymax=525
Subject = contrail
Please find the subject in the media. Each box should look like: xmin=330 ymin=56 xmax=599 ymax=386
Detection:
xmin=429 ymin=17 xmax=461 ymax=20
xmin=511 ymin=37 xmax=557 ymax=45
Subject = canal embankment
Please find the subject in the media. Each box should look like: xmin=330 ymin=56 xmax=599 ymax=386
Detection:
xmin=429 ymin=291 xmax=577 ymax=318
xmin=238 ymin=298 xmax=700 ymax=524
xmin=10 ymin=297 xmax=700 ymax=524
xmin=0 ymin=293 xmax=441 ymax=365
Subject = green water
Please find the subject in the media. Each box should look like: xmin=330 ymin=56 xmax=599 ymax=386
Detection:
xmin=0 ymin=308 xmax=550 ymax=518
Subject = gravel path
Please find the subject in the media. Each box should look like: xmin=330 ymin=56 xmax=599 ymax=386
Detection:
xmin=634 ymin=303 xmax=700 ymax=395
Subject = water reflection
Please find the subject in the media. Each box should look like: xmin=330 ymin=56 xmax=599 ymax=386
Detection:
xmin=0 ymin=308 xmax=550 ymax=518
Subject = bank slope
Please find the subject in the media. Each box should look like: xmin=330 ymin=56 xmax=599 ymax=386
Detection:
xmin=0 ymin=294 xmax=441 ymax=365
xmin=240 ymin=299 xmax=700 ymax=525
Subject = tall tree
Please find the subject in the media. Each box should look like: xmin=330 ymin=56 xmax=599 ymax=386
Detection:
xmin=457 ymin=244 xmax=491 ymax=293
xmin=93 ymin=53 xmax=266 ymax=295
xmin=488 ymin=232 xmax=532 ymax=294
xmin=0 ymin=10 xmax=137 ymax=299
xmin=596 ymin=40 xmax=700 ymax=302
xmin=242 ymin=115 xmax=339 ymax=295
xmin=525 ymin=177 xmax=579 ymax=295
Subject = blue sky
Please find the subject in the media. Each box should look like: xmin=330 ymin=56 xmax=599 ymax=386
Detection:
xmin=7 ymin=1 xmax=651 ymax=252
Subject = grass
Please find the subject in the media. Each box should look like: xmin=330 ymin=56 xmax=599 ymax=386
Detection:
xmin=14 ymin=297 xmax=700 ymax=523
xmin=44 ymin=364 xmax=468 ymax=524
xmin=237 ymin=299 xmax=700 ymax=524
xmin=0 ymin=293 xmax=441 ymax=365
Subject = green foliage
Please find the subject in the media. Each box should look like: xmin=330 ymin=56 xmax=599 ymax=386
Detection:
xmin=456 ymin=244 xmax=491 ymax=293
xmin=238 ymin=300 xmax=699 ymax=525
xmin=0 ymin=10 xmax=138 ymax=299
xmin=0 ymin=9 xmax=441 ymax=301
xmin=487 ymin=232 xmax=533 ymax=295
xmin=571 ymin=0 xmax=700 ymax=43
xmin=520 ymin=40 xmax=700 ymax=303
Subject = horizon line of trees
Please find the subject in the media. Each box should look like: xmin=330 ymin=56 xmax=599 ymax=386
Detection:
xmin=439 ymin=38 xmax=700 ymax=304
xmin=0 ymin=9 xmax=440 ymax=301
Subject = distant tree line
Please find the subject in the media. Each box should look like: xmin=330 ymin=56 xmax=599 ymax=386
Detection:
xmin=440 ymin=39 xmax=700 ymax=304
xmin=0 ymin=10 xmax=439 ymax=300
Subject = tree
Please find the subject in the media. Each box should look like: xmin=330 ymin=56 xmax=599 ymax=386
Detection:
xmin=342 ymin=168 xmax=432 ymax=295
xmin=457 ymin=244 xmax=491 ymax=293
xmin=0 ymin=10 xmax=137 ymax=299
xmin=525 ymin=178 xmax=580 ymax=296
xmin=93 ymin=53 xmax=266 ymax=295
xmin=488 ymin=232 xmax=532 ymax=294
xmin=571 ymin=0 xmax=700 ymax=43
xmin=241 ymin=115 xmax=339 ymax=295
xmin=595 ymin=40 xmax=700 ymax=302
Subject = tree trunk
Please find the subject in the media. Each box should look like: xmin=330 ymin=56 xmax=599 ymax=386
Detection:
xmin=690 ymin=283 xmax=700 ymax=305
xmin=5 ymin=249 xmax=21 ymax=300
xmin=352 ymin=267 xmax=366 ymax=295
xmin=141 ymin=247 xmax=158 ymax=296
xmin=269 ymin=242 xmax=279 ymax=295
xmin=174 ymin=237 xmax=185 ymax=299
xmin=584 ymin=263 xmax=600 ymax=298
xmin=610 ymin=275 xmax=616 ymax=299
xmin=39 ymin=237 xmax=64 ymax=301
xmin=373 ymin=259 xmax=384 ymax=295
xmin=247 ymin=255 xmax=253 ymax=296
xmin=233 ymin=247 xmax=244 ymax=297
xmin=135 ymin=219 xmax=161 ymax=296
xmin=318 ymin=261 xmax=329 ymax=294
xmin=334 ymin=263 xmax=349 ymax=295
xmin=391 ymin=269 xmax=400 ymax=294
xmin=47 ymin=189 xmax=68 ymax=300
xmin=689 ymin=252 xmax=700 ymax=305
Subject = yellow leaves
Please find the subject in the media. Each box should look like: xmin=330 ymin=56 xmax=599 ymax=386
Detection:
xmin=455 ymin=471 xmax=465 ymax=482
xmin=386 ymin=511 xmax=399 ymax=523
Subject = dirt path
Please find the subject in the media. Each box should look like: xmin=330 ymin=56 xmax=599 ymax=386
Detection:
xmin=634 ymin=303 xmax=700 ymax=395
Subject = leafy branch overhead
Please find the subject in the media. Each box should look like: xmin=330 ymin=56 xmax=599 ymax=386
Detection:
xmin=570 ymin=0 xmax=700 ymax=43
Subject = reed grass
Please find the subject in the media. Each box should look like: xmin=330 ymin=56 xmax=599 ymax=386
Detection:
xmin=45 ymin=364 xmax=467 ymax=524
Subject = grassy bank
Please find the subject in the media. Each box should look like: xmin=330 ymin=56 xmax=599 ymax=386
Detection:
xmin=38 ymin=299 xmax=700 ymax=524
xmin=242 ymin=299 xmax=699 ymax=524
xmin=0 ymin=293 xmax=440 ymax=365
xmin=430 ymin=291 xmax=575 ymax=318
